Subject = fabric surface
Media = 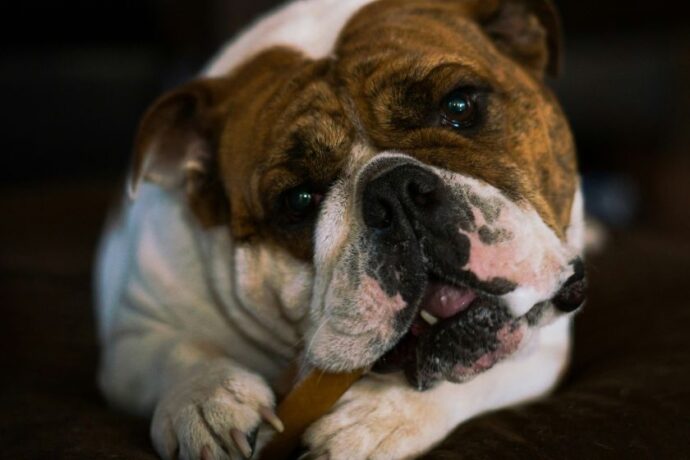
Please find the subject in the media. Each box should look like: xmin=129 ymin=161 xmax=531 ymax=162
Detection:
xmin=1 ymin=182 xmax=689 ymax=459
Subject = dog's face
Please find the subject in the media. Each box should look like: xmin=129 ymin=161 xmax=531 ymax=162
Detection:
xmin=132 ymin=0 xmax=586 ymax=389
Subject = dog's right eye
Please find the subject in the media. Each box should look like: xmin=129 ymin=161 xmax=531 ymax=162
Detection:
xmin=440 ymin=88 xmax=481 ymax=130
xmin=282 ymin=185 xmax=323 ymax=222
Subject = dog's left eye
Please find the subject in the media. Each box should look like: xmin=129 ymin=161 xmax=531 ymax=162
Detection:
xmin=283 ymin=185 xmax=322 ymax=221
xmin=440 ymin=89 xmax=481 ymax=130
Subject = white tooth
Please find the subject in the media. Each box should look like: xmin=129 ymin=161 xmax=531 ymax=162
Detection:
xmin=420 ymin=310 xmax=439 ymax=325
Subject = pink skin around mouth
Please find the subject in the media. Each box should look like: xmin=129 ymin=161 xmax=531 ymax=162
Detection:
xmin=451 ymin=323 xmax=525 ymax=378
xmin=420 ymin=282 xmax=478 ymax=319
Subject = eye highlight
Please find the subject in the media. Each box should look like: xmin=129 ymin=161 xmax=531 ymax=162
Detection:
xmin=282 ymin=184 xmax=323 ymax=221
xmin=440 ymin=88 xmax=481 ymax=130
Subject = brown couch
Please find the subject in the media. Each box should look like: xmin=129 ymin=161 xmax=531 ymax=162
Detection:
xmin=2 ymin=181 xmax=689 ymax=459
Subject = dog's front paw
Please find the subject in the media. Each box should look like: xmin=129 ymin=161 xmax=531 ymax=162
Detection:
xmin=303 ymin=377 xmax=446 ymax=460
xmin=151 ymin=359 xmax=283 ymax=460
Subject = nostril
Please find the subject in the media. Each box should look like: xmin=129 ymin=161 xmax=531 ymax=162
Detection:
xmin=363 ymin=198 xmax=393 ymax=229
xmin=553 ymin=260 xmax=587 ymax=312
xmin=408 ymin=183 xmax=433 ymax=208
xmin=362 ymin=163 xmax=441 ymax=231
xmin=407 ymin=177 xmax=439 ymax=210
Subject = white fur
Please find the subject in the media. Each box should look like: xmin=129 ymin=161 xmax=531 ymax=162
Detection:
xmin=567 ymin=187 xmax=586 ymax=254
xmin=96 ymin=186 xmax=306 ymax=408
xmin=150 ymin=358 xmax=275 ymax=460
xmin=96 ymin=185 xmax=314 ymax=460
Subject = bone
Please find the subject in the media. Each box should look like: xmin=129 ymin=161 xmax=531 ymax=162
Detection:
xmin=257 ymin=369 xmax=364 ymax=460
xmin=230 ymin=428 xmax=253 ymax=459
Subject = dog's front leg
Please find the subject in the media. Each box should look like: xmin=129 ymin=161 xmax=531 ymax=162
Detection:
xmin=100 ymin=330 xmax=279 ymax=460
xmin=303 ymin=374 xmax=458 ymax=460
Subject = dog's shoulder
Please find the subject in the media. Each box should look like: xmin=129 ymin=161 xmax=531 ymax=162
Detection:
xmin=95 ymin=185 xmax=215 ymax=337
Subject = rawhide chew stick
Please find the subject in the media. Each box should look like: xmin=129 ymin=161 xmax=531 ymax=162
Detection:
xmin=258 ymin=369 xmax=364 ymax=460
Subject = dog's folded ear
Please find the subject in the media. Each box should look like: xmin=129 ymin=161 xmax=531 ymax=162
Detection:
xmin=477 ymin=0 xmax=563 ymax=78
xmin=129 ymin=77 xmax=231 ymax=226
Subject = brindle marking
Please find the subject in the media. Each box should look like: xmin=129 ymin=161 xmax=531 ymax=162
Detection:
xmin=132 ymin=0 xmax=576 ymax=262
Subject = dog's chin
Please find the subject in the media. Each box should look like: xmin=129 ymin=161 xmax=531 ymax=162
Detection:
xmin=372 ymin=275 xmax=540 ymax=391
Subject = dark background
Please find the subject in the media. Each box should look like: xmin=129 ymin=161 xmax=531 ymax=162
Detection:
xmin=2 ymin=2 xmax=690 ymax=459
xmin=2 ymin=0 xmax=689 ymax=236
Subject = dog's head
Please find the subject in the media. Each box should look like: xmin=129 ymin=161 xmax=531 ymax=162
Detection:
xmin=131 ymin=0 xmax=585 ymax=389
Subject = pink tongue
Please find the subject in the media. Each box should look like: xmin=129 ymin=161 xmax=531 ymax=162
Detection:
xmin=421 ymin=282 xmax=477 ymax=319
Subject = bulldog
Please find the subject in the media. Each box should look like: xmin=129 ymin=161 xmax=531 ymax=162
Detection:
xmin=95 ymin=0 xmax=587 ymax=459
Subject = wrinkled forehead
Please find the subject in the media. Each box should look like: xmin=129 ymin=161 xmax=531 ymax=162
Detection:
xmin=336 ymin=0 xmax=497 ymax=61
xmin=216 ymin=47 xmax=356 ymax=242
xmin=218 ymin=0 xmax=576 ymax=237
xmin=219 ymin=0 xmax=498 ymax=172
xmin=332 ymin=1 xmax=576 ymax=234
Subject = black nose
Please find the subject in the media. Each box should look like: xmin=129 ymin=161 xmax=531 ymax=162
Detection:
xmin=362 ymin=164 xmax=441 ymax=235
xmin=553 ymin=259 xmax=587 ymax=312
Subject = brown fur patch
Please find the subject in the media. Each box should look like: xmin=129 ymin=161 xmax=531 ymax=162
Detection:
xmin=134 ymin=0 xmax=576 ymax=259
xmin=333 ymin=0 xmax=576 ymax=234
xmin=214 ymin=48 xmax=356 ymax=260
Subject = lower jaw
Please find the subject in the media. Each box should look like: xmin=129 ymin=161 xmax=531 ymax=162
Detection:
xmin=372 ymin=277 xmax=486 ymax=374
xmin=371 ymin=298 xmax=480 ymax=376
xmin=371 ymin=326 xmax=420 ymax=375
xmin=371 ymin=294 xmax=529 ymax=387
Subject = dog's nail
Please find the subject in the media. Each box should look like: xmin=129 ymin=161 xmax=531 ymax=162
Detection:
xmin=200 ymin=445 xmax=212 ymax=460
xmin=259 ymin=406 xmax=285 ymax=433
xmin=230 ymin=428 xmax=253 ymax=459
